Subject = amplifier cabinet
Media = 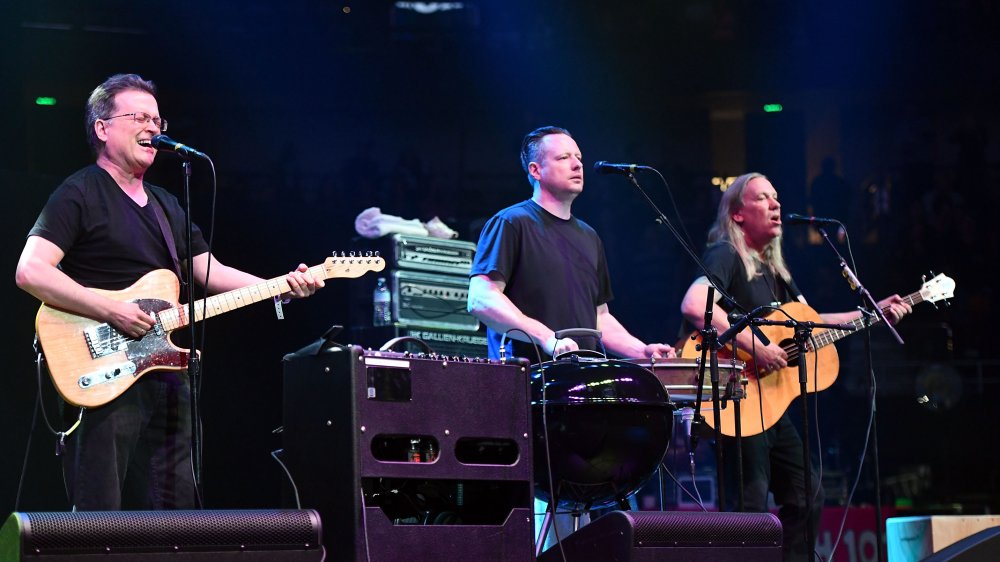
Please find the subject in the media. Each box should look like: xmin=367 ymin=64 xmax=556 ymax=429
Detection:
xmin=390 ymin=269 xmax=479 ymax=331
xmin=281 ymin=345 xmax=534 ymax=562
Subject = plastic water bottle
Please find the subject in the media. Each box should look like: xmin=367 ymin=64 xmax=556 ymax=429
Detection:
xmin=373 ymin=277 xmax=392 ymax=326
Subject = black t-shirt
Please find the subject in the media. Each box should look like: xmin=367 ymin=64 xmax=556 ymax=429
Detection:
xmin=470 ymin=199 xmax=613 ymax=361
xmin=28 ymin=164 xmax=209 ymax=290
xmin=700 ymin=242 xmax=802 ymax=313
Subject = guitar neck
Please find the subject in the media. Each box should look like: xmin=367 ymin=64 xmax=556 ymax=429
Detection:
xmin=156 ymin=264 xmax=328 ymax=330
xmin=806 ymin=290 xmax=924 ymax=351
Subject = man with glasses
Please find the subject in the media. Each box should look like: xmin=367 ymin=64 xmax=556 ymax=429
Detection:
xmin=15 ymin=73 xmax=324 ymax=510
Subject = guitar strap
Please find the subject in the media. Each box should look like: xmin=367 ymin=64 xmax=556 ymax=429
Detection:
xmin=146 ymin=188 xmax=185 ymax=283
xmin=776 ymin=273 xmax=800 ymax=304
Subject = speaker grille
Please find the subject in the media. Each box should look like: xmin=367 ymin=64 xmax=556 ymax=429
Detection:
xmin=627 ymin=511 xmax=782 ymax=547
xmin=19 ymin=509 xmax=321 ymax=554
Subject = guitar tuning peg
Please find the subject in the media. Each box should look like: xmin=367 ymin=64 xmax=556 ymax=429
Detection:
xmin=349 ymin=251 xmax=356 ymax=257
xmin=365 ymin=250 xmax=372 ymax=257
xmin=374 ymin=251 xmax=381 ymax=257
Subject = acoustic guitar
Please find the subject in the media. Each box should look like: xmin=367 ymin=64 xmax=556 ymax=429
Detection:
xmin=679 ymin=273 xmax=954 ymax=437
xmin=35 ymin=254 xmax=384 ymax=408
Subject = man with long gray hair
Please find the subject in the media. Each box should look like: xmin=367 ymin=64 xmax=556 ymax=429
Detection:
xmin=680 ymin=172 xmax=911 ymax=560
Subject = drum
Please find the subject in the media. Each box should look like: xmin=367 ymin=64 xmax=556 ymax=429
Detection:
xmin=627 ymin=357 xmax=746 ymax=407
xmin=531 ymin=355 xmax=673 ymax=511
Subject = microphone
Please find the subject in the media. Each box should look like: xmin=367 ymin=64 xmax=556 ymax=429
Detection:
xmin=718 ymin=305 xmax=771 ymax=347
xmin=784 ymin=213 xmax=840 ymax=226
xmin=680 ymin=406 xmax=695 ymax=451
xmin=150 ymin=135 xmax=208 ymax=160
xmin=592 ymin=161 xmax=650 ymax=175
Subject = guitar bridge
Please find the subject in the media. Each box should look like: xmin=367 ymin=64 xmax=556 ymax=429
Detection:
xmin=84 ymin=323 xmax=129 ymax=358
xmin=78 ymin=361 xmax=137 ymax=389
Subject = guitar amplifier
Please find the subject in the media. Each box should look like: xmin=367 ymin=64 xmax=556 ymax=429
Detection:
xmin=381 ymin=234 xmax=477 ymax=275
xmin=281 ymin=345 xmax=534 ymax=561
xmin=390 ymin=270 xmax=479 ymax=331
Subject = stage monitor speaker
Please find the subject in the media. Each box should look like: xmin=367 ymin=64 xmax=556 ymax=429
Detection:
xmin=0 ymin=509 xmax=323 ymax=561
xmin=923 ymin=526 xmax=1000 ymax=562
xmin=537 ymin=510 xmax=783 ymax=562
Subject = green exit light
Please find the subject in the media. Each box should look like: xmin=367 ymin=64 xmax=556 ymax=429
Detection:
xmin=763 ymin=103 xmax=783 ymax=113
xmin=35 ymin=96 xmax=58 ymax=106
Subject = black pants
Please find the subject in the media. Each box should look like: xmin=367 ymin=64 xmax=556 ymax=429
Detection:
xmin=723 ymin=414 xmax=823 ymax=561
xmin=62 ymin=370 xmax=196 ymax=510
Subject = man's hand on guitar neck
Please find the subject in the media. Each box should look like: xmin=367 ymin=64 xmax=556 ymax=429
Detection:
xmin=281 ymin=263 xmax=325 ymax=300
xmin=820 ymin=293 xmax=912 ymax=326
xmin=878 ymin=294 xmax=912 ymax=325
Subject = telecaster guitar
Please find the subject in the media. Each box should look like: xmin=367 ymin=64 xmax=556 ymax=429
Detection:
xmin=36 ymin=254 xmax=385 ymax=408
xmin=680 ymin=273 xmax=955 ymax=437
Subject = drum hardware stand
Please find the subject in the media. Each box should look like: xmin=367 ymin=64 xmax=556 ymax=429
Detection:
xmin=817 ymin=225 xmax=900 ymax=562
xmin=696 ymin=299 xmax=774 ymax=512
xmin=691 ymin=285 xmax=730 ymax=511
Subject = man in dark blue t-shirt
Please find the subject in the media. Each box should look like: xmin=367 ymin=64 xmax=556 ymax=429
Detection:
xmin=468 ymin=125 xmax=676 ymax=550
xmin=468 ymin=125 xmax=674 ymax=363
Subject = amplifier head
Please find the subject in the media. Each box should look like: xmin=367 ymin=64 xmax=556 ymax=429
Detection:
xmin=391 ymin=270 xmax=479 ymax=331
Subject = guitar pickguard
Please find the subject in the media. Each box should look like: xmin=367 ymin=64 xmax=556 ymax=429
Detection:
xmin=76 ymin=298 xmax=188 ymax=390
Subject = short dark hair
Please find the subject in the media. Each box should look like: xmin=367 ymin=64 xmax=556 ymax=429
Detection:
xmin=85 ymin=73 xmax=158 ymax=154
xmin=520 ymin=125 xmax=572 ymax=181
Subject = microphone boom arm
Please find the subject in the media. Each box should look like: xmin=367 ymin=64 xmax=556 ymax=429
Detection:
xmin=817 ymin=227 xmax=903 ymax=345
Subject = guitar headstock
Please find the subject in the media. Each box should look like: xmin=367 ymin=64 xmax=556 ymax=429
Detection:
xmin=322 ymin=252 xmax=386 ymax=279
xmin=920 ymin=272 xmax=955 ymax=305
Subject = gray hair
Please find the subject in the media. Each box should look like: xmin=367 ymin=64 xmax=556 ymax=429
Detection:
xmin=85 ymin=73 xmax=158 ymax=154
xmin=707 ymin=172 xmax=791 ymax=282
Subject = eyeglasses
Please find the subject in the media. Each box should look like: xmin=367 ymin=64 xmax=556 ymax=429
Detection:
xmin=102 ymin=112 xmax=167 ymax=132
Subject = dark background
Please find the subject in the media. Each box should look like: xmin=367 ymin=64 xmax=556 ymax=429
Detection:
xmin=2 ymin=0 xmax=998 ymax=517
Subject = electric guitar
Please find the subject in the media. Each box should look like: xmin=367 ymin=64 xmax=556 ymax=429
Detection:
xmin=35 ymin=254 xmax=385 ymax=408
xmin=679 ymin=273 xmax=955 ymax=437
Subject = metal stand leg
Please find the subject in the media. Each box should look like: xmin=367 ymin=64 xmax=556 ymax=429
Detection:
xmin=535 ymin=508 xmax=554 ymax=558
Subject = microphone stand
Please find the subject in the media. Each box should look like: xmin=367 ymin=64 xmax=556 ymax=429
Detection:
xmin=618 ymin=169 xmax=766 ymax=513
xmin=750 ymin=313 xmax=856 ymax=562
xmin=817 ymin=226 xmax=900 ymax=562
xmin=179 ymin=159 xmax=204 ymax=502
xmin=817 ymin=228 xmax=902 ymax=345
